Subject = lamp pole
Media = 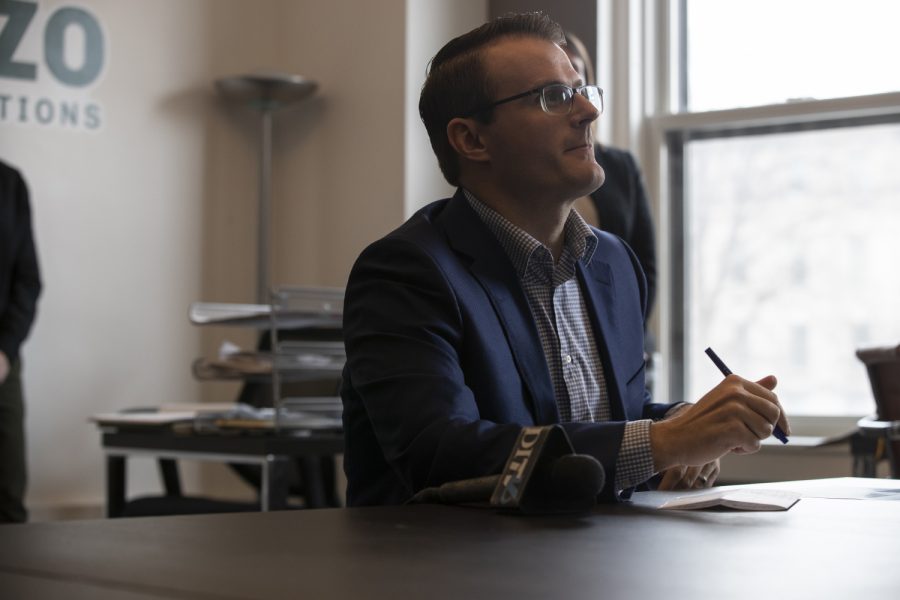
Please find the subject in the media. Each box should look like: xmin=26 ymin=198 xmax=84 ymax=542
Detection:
xmin=215 ymin=72 xmax=317 ymax=304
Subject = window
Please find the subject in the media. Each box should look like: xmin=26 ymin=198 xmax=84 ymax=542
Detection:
xmin=659 ymin=1 xmax=900 ymax=416
xmin=683 ymin=0 xmax=900 ymax=112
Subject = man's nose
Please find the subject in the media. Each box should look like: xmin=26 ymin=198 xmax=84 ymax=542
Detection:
xmin=571 ymin=92 xmax=600 ymax=125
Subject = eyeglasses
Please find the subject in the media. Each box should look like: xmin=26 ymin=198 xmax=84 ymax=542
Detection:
xmin=463 ymin=84 xmax=604 ymax=117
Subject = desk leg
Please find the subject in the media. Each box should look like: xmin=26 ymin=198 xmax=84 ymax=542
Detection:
xmin=851 ymin=433 xmax=879 ymax=478
xmin=106 ymin=454 xmax=126 ymax=518
xmin=158 ymin=459 xmax=182 ymax=496
xmin=261 ymin=455 xmax=289 ymax=511
xmin=300 ymin=456 xmax=328 ymax=509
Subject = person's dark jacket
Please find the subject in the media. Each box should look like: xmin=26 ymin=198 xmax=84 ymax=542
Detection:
xmin=341 ymin=190 xmax=675 ymax=506
xmin=590 ymin=145 xmax=657 ymax=314
xmin=0 ymin=160 xmax=42 ymax=363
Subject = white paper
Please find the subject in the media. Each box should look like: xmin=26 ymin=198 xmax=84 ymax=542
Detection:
xmin=659 ymin=489 xmax=801 ymax=511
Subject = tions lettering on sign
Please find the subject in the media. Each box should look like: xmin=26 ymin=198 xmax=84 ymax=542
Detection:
xmin=0 ymin=0 xmax=105 ymax=130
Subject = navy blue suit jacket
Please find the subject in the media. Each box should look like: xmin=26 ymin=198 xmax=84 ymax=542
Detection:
xmin=341 ymin=190 xmax=674 ymax=505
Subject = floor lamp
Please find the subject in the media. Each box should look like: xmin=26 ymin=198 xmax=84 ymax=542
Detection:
xmin=215 ymin=72 xmax=318 ymax=304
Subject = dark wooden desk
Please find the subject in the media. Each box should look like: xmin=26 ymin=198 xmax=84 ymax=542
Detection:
xmin=2 ymin=478 xmax=899 ymax=599
xmin=102 ymin=428 xmax=344 ymax=516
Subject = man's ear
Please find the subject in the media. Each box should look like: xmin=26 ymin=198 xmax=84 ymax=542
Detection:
xmin=446 ymin=117 xmax=490 ymax=164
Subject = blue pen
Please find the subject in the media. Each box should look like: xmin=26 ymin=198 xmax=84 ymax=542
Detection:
xmin=704 ymin=347 xmax=789 ymax=444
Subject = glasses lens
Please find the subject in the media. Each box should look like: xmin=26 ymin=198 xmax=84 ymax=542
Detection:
xmin=541 ymin=85 xmax=574 ymax=114
xmin=579 ymin=86 xmax=604 ymax=113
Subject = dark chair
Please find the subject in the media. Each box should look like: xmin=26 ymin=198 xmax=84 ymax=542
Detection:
xmin=113 ymin=455 xmax=260 ymax=518
xmin=119 ymin=477 xmax=260 ymax=517
xmin=855 ymin=344 xmax=900 ymax=478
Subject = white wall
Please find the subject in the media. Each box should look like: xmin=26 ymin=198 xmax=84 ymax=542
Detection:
xmin=404 ymin=0 xmax=486 ymax=216
xmin=1 ymin=0 xmax=475 ymax=515
xmin=1 ymin=0 xmax=267 ymax=511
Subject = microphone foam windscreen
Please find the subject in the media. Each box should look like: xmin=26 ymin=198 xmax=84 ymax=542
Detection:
xmin=550 ymin=454 xmax=605 ymax=504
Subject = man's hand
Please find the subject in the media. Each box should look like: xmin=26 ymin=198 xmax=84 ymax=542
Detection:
xmin=0 ymin=351 xmax=9 ymax=385
xmin=658 ymin=460 xmax=720 ymax=490
xmin=649 ymin=374 xmax=790 ymax=472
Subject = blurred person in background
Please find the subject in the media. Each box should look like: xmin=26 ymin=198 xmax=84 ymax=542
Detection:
xmin=0 ymin=159 xmax=42 ymax=524
xmin=565 ymin=32 xmax=658 ymax=347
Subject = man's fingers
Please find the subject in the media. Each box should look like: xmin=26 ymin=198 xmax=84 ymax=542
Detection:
xmin=777 ymin=412 xmax=792 ymax=437
xmin=750 ymin=375 xmax=791 ymax=437
xmin=755 ymin=374 xmax=777 ymax=391
xmin=700 ymin=460 xmax=720 ymax=487
xmin=668 ymin=372 xmax=788 ymax=468
xmin=658 ymin=466 xmax=686 ymax=490
xmin=682 ymin=465 xmax=702 ymax=488
xmin=732 ymin=436 xmax=763 ymax=455
xmin=739 ymin=409 xmax=777 ymax=441
xmin=662 ymin=462 xmax=719 ymax=489
xmin=727 ymin=378 xmax=789 ymax=438
xmin=686 ymin=463 xmax=718 ymax=488
xmin=740 ymin=376 xmax=778 ymax=402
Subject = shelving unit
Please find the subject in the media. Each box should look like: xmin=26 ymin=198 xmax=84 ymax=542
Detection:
xmin=189 ymin=285 xmax=345 ymax=432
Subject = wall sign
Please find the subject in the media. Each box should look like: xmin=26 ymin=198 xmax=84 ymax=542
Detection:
xmin=0 ymin=0 xmax=106 ymax=130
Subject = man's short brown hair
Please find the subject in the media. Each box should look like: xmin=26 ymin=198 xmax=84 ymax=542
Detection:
xmin=418 ymin=13 xmax=565 ymax=187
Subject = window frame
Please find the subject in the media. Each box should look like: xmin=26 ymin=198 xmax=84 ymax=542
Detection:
xmin=601 ymin=0 xmax=900 ymax=424
xmin=661 ymin=110 xmax=900 ymax=411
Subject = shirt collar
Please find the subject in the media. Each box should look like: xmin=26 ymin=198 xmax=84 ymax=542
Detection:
xmin=463 ymin=188 xmax=598 ymax=278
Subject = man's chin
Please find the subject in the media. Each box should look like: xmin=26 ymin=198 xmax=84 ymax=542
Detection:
xmin=576 ymin=165 xmax=605 ymax=197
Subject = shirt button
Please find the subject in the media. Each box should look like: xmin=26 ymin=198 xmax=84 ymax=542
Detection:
xmin=563 ymin=354 xmax=573 ymax=365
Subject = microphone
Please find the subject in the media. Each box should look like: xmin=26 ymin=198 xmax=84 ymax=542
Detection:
xmin=408 ymin=425 xmax=605 ymax=514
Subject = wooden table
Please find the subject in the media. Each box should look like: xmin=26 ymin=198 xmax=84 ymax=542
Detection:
xmin=2 ymin=478 xmax=899 ymax=599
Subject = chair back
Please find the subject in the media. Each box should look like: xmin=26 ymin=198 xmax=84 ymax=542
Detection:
xmin=856 ymin=344 xmax=900 ymax=477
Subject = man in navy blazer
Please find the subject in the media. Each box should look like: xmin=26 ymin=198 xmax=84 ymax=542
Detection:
xmin=341 ymin=13 xmax=790 ymax=506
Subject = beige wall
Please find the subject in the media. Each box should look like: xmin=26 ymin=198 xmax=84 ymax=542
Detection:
xmin=0 ymin=0 xmax=484 ymax=514
xmin=405 ymin=0 xmax=486 ymax=214
xmin=2 ymin=0 xmax=254 ymax=509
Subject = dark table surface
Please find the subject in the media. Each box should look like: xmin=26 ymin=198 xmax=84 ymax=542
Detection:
xmin=102 ymin=428 xmax=345 ymax=457
xmin=2 ymin=479 xmax=899 ymax=600
xmin=100 ymin=427 xmax=345 ymax=516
